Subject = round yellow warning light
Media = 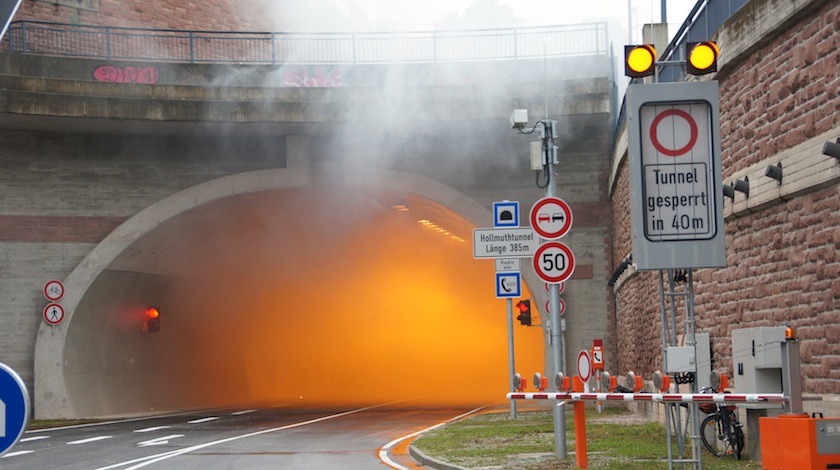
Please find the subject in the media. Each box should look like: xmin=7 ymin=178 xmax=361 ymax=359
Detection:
xmin=687 ymin=41 xmax=719 ymax=75
xmin=625 ymin=44 xmax=657 ymax=77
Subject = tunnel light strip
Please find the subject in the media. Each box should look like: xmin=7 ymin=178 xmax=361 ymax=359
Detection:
xmin=417 ymin=219 xmax=465 ymax=243
xmin=506 ymin=392 xmax=787 ymax=403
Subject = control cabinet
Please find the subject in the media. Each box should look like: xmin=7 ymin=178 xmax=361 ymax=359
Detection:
xmin=732 ymin=326 xmax=784 ymax=407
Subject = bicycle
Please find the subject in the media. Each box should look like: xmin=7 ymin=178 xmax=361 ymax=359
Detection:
xmin=698 ymin=386 xmax=745 ymax=459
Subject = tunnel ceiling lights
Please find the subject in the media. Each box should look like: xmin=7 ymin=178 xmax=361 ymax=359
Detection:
xmin=417 ymin=219 xmax=465 ymax=243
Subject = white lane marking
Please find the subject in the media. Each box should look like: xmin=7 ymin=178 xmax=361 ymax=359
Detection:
xmin=378 ymin=406 xmax=486 ymax=470
xmin=138 ymin=434 xmax=184 ymax=447
xmin=25 ymin=410 xmax=199 ymax=434
xmin=67 ymin=435 xmax=113 ymax=445
xmin=187 ymin=416 xmax=219 ymax=424
xmin=1 ymin=450 xmax=35 ymax=458
xmin=231 ymin=409 xmax=257 ymax=416
xmin=134 ymin=426 xmax=171 ymax=433
xmin=95 ymin=405 xmax=381 ymax=470
xmin=20 ymin=435 xmax=50 ymax=442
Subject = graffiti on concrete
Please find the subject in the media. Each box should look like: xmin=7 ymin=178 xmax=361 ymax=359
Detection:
xmin=282 ymin=66 xmax=344 ymax=87
xmin=93 ymin=65 xmax=160 ymax=84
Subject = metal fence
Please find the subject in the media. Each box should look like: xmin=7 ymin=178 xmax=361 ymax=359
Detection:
xmin=2 ymin=20 xmax=609 ymax=64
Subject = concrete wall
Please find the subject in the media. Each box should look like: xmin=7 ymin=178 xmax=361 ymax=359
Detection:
xmin=0 ymin=42 xmax=615 ymax=415
xmin=609 ymin=0 xmax=840 ymax=414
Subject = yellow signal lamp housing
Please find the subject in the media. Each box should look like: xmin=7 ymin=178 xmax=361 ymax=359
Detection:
xmin=624 ymin=44 xmax=657 ymax=78
xmin=687 ymin=41 xmax=719 ymax=75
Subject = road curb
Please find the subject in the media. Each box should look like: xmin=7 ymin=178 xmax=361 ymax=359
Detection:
xmin=408 ymin=444 xmax=471 ymax=470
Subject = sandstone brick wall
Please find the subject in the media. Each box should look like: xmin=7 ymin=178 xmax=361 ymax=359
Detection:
xmin=610 ymin=0 xmax=840 ymax=395
xmin=719 ymin=0 xmax=839 ymax=174
xmin=14 ymin=0 xmax=344 ymax=32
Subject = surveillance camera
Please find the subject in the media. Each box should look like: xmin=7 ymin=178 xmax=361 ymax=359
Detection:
xmin=510 ymin=109 xmax=528 ymax=130
xmin=823 ymin=140 xmax=840 ymax=160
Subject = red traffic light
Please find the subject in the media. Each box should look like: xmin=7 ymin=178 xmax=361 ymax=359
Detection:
xmin=144 ymin=306 xmax=161 ymax=333
xmin=515 ymin=300 xmax=531 ymax=326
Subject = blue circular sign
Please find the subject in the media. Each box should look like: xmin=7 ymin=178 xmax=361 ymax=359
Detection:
xmin=0 ymin=362 xmax=30 ymax=457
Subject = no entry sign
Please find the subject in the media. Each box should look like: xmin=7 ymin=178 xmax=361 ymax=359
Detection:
xmin=626 ymin=82 xmax=725 ymax=270
xmin=641 ymin=104 xmax=714 ymax=241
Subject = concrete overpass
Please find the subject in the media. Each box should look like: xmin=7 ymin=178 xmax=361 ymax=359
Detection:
xmin=0 ymin=35 xmax=615 ymax=418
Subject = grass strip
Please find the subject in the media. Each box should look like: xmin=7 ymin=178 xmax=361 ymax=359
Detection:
xmin=413 ymin=406 xmax=762 ymax=470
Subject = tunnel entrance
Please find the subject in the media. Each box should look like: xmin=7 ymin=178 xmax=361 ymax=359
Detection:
xmin=39 ymin=172 xmax=544 ymax=418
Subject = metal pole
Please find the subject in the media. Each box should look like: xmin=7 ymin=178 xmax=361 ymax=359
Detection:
xmin=781 ymin=339 xmax=803 ymax=415
xmin=507 ymin=298 xmax=517 ymax=419
xmin=542 ymin=120 xmax=567 ymax=459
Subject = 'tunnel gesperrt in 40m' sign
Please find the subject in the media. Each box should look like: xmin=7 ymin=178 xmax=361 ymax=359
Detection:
xmin=626 ymin=81 xmax=726 ymax=270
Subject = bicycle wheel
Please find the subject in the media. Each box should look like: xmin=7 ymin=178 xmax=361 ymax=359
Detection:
xmin=701 ymin=413 xmax=741 ymax=457
xmin=700 ymin=414 xmax=724 ymax=457
xmin=733 ymin=424 xmax=745 ymax=460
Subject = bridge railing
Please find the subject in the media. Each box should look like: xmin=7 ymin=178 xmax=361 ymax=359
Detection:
xmin=2 ymin=21 xmax=608 ymax=65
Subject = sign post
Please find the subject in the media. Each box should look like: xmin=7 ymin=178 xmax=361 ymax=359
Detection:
xmin=0 ymin=362 xmax=30 ymax=458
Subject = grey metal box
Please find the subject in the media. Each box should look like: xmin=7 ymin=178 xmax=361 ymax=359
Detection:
xmin=732 ymin=327 xmax=785 ymax=408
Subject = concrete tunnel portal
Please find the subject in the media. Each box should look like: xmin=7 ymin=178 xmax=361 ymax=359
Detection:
xmin=34 ymin=167 xmax=545 ymax=419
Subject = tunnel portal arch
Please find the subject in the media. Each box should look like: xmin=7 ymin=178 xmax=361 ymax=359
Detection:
xmin=33 ymin=165 xmax=545 ymax=419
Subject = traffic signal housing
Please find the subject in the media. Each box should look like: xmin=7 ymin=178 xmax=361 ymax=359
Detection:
xmin=686 ymin=41 xmax=719 ymax=75
xmin=144 ymin=306 xmax=161 ymax=333
xmin=624 ymin=44 xmax=657 ymax=78
xmin=515 ymin=300 xmax=531 ymax=326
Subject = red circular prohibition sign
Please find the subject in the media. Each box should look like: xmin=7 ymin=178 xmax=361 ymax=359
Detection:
xmin=650 ymin=109 xmax=698 ymax=157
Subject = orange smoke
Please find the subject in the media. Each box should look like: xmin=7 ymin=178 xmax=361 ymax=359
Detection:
xmin=139 ymin=189 xmax=545 ymax=410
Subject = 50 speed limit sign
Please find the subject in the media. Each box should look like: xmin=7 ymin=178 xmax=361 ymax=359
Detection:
xmin=533 ymin=241 xmax=575 ymax=284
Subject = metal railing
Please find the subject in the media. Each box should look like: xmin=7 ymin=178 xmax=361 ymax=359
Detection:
xmin=2 ymin=20 xmax=609 ymax=64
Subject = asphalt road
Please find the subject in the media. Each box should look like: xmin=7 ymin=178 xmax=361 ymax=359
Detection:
xmin=1 ymin=404 xmax=478 ymax=469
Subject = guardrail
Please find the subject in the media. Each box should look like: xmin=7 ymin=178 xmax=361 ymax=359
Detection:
xmin=2 ymin=20 xmax=609 ymax=65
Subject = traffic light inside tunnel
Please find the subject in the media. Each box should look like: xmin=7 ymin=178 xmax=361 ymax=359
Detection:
xmin=72 ymin=188 xmax=545 ymax=413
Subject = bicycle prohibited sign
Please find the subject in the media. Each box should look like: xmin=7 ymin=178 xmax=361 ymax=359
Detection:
xmin=532 ymin=241 xmax=575 ymax=284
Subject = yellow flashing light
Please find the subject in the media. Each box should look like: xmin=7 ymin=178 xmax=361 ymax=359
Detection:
xmin=624 ymin=44 xmax=657 ymax=78
xmin=687 ymin=41 xmax=719 ymax=75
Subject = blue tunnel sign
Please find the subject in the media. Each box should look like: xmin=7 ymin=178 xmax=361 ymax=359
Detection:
xmin=0 ymin=362 xmax=30 ymax=457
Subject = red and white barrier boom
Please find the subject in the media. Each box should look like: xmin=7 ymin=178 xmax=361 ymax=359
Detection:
xmin=506 ymin=392 xmax=787 ymax=404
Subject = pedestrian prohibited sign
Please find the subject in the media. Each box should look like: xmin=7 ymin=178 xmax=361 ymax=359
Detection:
xmin=43 ymin=303 xmax=65 ymax=326
xmin=532 ymin=241 xmax=575 ymax=284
